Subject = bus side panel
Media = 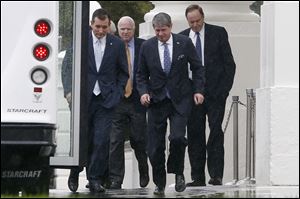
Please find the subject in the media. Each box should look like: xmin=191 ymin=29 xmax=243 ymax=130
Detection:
xmin=1 ymin=1 xmax=58 ymax=124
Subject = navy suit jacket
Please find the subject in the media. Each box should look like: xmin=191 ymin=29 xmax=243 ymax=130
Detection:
xmin=62 ymin=32 xmax=129 ymax=109
xmin=136 ymin=33 xmax=205 ymax=116
xmin=179 ymin=24 xmax=236 ymax=100
xmin=87 ymin=32 xmax=129 ymax=108
xmin=131 ymin=37 xmax=146 ymax=113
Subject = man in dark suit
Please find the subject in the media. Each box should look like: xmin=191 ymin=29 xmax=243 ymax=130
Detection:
xmin=64 ymin=8 xmax=128 ymax=193
xmin=180 ymin=4 xmax=236 ymax=186
xmin=108 ymin=16 xmax=149 ymax=189
xmin=136 ymin=12 xmax=205 ymax=195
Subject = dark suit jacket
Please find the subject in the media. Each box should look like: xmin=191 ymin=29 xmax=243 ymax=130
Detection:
xmin=131 ymin=37 xmax=146 ymax=113
xmin=61 ymin=32 xmax=129 ymax=109
xmin=87 ymin=32 xmax=128 ymax=108
xmin=179 ymin=24 xmax=236 ymax=100
xmin=136 ymin=33 xmax=205 ymax=116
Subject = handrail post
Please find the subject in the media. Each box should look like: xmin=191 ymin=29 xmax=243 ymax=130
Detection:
xmin=225 ymin=96 xmax=239 ymax=185
xmin=250 ymin=91 xmax=256 ymax=182
xmin=237 ymin=89 xmax=256 ymax=185
xmin=233 ymin=96 xmax=239 ymax=183
xmin=246 ymin=89 xmax=252 ymax=179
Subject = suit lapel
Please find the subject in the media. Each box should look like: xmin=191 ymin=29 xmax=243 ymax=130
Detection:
xmin=204 ymin=24 xmax=211 ymax=65
xmin=88 ymin=31 xmax=97 ymax=73
xmin=152 ymin=38 xmax=165 ymax=74
xmin=172 ymin=34 xmax=181 ymax=64
xmin=99 ymin=34 xmax=112 ymax=73
xmin=134 ymin=39 xmax=140 ymax=75
xmin=170 ymin=34 xmax=181 ymax=76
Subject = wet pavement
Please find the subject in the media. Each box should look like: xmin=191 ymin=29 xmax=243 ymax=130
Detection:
xmin=2 ymin=168 xmax=298 ymax=198
xmin=47 ymin=168 xmax=299 ymax=198
xmin=49 ymin=185 xmax=299 ymax=198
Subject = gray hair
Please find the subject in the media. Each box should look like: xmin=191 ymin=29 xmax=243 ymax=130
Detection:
xmin=118 ymin=16 xmax=135 ymax=29
xmin=152 ymin=12 xmax=172 ymax=28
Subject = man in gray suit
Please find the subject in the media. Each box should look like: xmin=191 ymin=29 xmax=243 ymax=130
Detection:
xmin=136 ymin=12 xmax=205 ymax=195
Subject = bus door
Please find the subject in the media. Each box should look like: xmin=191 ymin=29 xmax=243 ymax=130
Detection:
xmin=50 ymin=1 xmax=90 ymax=168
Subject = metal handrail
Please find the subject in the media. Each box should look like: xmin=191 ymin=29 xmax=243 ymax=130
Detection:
xmin=236 ymin=89 xmax=256 ymax=185
xmin=226 ymin=89 xmax=256 ymax=186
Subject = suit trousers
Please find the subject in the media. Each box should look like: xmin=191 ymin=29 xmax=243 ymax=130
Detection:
xmin=147 ymin=98 xmax=188 ymax=188
xmin=109 ymin=97 xmax=148 ymax=184
xmin=88 ymin=94 xmax=114 ymax=184
xmin=187 ymin=96 xmax=227 ymax=181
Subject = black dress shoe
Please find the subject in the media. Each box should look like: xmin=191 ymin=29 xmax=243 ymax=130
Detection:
xmin=139 ymin=173 xmax=149 ymax=188
xmin=175 ymin=174 xmax=186 ymax=192
xmin=85 ymin=182 xmax=89 ymax=189
xmin=89 ymin=182 xmax=105 ymax=193
xmin=110 ymin=181 xmax=121 ymax=189
xmin=153 ymin=186 xmax=165 ymax=195
xmin=208 ymin=178 xmax=222 ymax=185
xmin=68 ymin=171 xmax=79 ymax=192
xmin=186 ymin=180 xmax=206 ymax=187
xmin=101 ymin=178 xmax=111 ymax=189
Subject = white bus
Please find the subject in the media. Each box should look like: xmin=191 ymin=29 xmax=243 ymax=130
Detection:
xmin=1 ymin=1 xmax=90 ymax=194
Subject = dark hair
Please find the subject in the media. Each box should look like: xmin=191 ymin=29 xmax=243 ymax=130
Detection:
xmin=91 ymin=8 xmax=111 ymax=22
xmin=152 ymin=12 xmax=172 ymax=28
xmin=185 ymin=4 xmax=204 ymax=18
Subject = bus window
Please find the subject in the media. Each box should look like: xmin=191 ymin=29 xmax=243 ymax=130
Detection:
xmin=56 ymin=1 xmax=74 ymax=158
xmin=50 ymin=1 xmax=89 ymax=167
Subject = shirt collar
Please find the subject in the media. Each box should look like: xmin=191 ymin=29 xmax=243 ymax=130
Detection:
xmin=158 ymin=34 xmax=173 ymax=46
xmin=191 ymin=23 xmax=205 ymax=38
xmin=92 ymin=31 xmax=106 ymax=44
xmin=127 ymin=38 xmax=135 ymax=48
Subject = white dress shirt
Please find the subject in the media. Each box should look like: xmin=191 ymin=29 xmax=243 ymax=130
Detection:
xmin=92 ymin=31 xmax=106 ymax=95
xmin=92 ymin=31 xmax=106 ymax=71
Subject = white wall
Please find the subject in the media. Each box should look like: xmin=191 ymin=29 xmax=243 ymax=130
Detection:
xmin=256 ymin=1 xmax=299 ymax=185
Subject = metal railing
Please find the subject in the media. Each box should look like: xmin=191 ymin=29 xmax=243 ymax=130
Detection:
xmin=226 ymin=89 xmax=256 ymax=186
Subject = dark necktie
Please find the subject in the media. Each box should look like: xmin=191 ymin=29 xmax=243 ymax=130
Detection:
xmin=195 ymin=32 xmax=202 ymax=64
xmin=163 ymin=43 xmax=171 ymax=75
xmin=163 ymin=43 xmax=171 ymax=98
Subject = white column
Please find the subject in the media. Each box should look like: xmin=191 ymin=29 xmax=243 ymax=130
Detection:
xmin=139 ymin=1 xmax=260 ymax=186
xmin=256 ymin=1 xmax=299 ymax=185
xmin=89 ymin=1 xmax=101 ymax=21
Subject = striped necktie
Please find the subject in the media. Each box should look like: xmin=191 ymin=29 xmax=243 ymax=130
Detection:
xmin=163 ymin=43 xmax=171 ymax=75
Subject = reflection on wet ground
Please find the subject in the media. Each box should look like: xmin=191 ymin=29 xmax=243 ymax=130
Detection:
xmin=49 ymin=185 xmax=299 ymax=198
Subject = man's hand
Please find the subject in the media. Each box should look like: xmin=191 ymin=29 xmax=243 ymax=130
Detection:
xmin=65 ymin=92 xmax=72 ymax=104
xmin=140 ymin=94 xmax=151 ymax=107
xmin=194 ymin=93 xmax=204 ymax=105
